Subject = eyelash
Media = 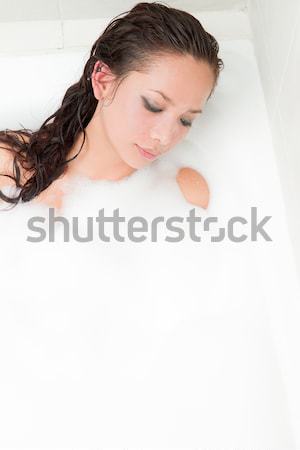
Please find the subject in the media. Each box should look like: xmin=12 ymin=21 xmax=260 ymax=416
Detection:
xmin=142 ymin=98 xmax=192 ymax=128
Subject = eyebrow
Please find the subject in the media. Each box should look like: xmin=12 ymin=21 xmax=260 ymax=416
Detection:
xmin=149 ymin=89 xmax=203 ymax=114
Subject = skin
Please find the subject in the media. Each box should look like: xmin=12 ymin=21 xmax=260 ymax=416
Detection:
xmin=1 ymin=53 xmax=215 ymax=212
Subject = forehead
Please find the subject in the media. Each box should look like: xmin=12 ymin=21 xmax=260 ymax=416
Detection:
xmin=129 ymin=54 xmax=214 ymax=106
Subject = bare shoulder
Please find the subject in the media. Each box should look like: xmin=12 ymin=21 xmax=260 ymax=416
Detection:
xmin=32 ymin=180 xmax=65 ymax=211
xmin=0 ymin=132 xmax=65 ymax=211
xmin=176 ymin=167 xmax=210 ymax=209
xmin=0 ymin=132 xmax=32 ymax=189
xmin=0 ymin=147 xmax=15 ymax=188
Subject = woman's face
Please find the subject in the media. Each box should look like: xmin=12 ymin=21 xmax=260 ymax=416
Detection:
xmin=95 ymin=54 xmax=215 ymax=169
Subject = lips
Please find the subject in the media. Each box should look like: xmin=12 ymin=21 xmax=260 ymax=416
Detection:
xmin=136 ymin=144 xmax=158 ymax=160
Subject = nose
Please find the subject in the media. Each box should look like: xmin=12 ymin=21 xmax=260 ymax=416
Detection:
xmin=150 ymin=118 xmax=175 ymax=150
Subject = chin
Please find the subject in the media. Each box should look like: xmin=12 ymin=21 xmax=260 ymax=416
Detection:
xmin=121 ymin=152 xmax=149 ymax=169
xmin=119 ymin=144 xmax=155 ymax=169
xmin=125 ymin=158 xmax=147 ymax=169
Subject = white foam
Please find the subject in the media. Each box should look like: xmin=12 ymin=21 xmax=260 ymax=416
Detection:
xmin=0 ymin=40 xmax=299 ymax=448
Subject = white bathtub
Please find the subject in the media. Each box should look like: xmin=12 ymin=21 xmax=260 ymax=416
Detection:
xmin=0 ymin=5 xmax=300 ymax=449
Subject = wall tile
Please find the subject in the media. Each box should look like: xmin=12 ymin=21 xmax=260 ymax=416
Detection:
xmin=62 ymin=11 xmax=250 ymax=50
xmin=247 ymin=0 xmax=277 ymax=117
xmin=170 ymin=0 xmax=247 ymax=11
xmin=59 ymin=0 xmax=247 ymax=20
xmin=60 ymin=0 xmax=139 ymax=20
xmin=249 ymin=0 xmax=300 ymax=278
xmin=271 ymin=109 xmax=300 ymax=279
xmin=0 ymin=0 xmax=60 ymax=22
xmin=278 ymin=9 xmax=300 ymax=163
xmin=277 ymin=10 xmax=300 ymax=220
xmin=63 ymin=18 xmax=110 ymax=49
xmin=194 ymin=10 xmax=252 ymax=40
xmin=272 ymin=9 xmax=300 ymax=280
xmin=0 ymin=21 xmax=62 ymax=54
xmin=257 ymin=0 xmax=300 ymax=120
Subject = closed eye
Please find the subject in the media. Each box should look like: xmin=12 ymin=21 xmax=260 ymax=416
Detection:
xmin=142 ymin=97 xmax=192 ymax=128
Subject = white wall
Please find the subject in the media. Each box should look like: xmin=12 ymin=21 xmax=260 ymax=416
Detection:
xmin=0 ymin=0 xmax=247 ymax=22
xmin=0 ymin=9 xmax=250 ymax=55
xmin=248 ymin=0 xmax=300 ymax=279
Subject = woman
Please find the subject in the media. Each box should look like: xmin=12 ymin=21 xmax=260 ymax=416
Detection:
xmin=0 ymin=1 xmax=224 ymax=212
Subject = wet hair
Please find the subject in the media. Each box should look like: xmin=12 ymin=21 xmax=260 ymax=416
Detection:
xmin=0 ymin=1 xmax=224 ymax=210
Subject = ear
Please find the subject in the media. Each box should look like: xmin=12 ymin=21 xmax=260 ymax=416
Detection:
xmin=91 ymin=61 xmax=117 ymax=101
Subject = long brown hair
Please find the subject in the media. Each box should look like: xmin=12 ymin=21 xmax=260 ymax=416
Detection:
xmin=0 ymin=1 xmax=224 ymax=210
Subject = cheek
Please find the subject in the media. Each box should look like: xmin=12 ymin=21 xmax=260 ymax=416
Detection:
xmin=125 ymin=100 xmax=154 ymax=134
xmin=126 ymin=105 xmax=149 ymax=137
xmin=105 ymin=99 xmax=148 ymax=144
